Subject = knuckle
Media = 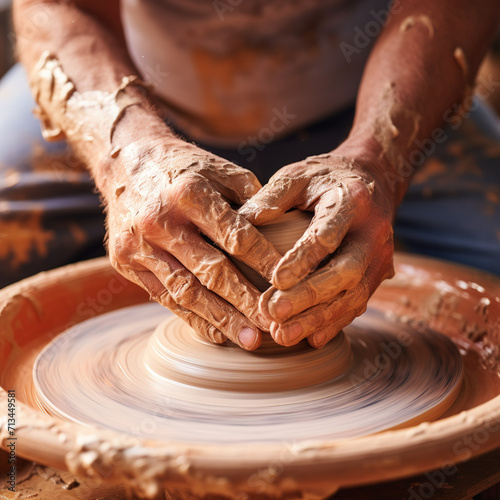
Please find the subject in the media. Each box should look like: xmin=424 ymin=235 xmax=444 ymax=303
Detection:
xmin=177 ymin=307 xmax=202 ymax=330
xmin=108 ymin=230 xmax=137 ymax=265
xmin=159 ymin=292 xmax=176 ymax=309
xmin=273 ymin=163 xmax=300 ymax=179
xmin=346 ymin=281 xmax=369 ymax=309
xmin=306 ymin=228 xmax=331 ymax=259
xmin=201 ymin=260 xmax=225 ymax=291
xmin=327 ymin=253 xmax=363 ymax=290
xmin=204 ymin=260 xmax=228 ymax=292
xmin=383 ymin=258 xmax=396 ymax=281
xmin=303 ymin=281 xmax=319 ymax=307
xmin=134 ymin=208 xmax=158 ymax=234
xmin=208 ymin=327 xmax=226 ymax=344
xmin=243 ymin=168 xmax=260 ymax=186
xmin=166 ymin=271 xmax=201 ymax=306
xmin=359 ymin=279 xmax=371 ymax=302
xmin=156 ymin=289 xmax=175 ymax=308
xmin=180 ymin=311 xmax=224 ymax=343
xmin=233 ymin=166 xmax=260 ymax=189
xmin=176 ymin=172 xmax=203 ymax=191
xmin=193 ymin=253 xmax=228 ymax=292
xmin=355 ymin=303 xmax=368 ymax=317
xmin=172 ymin=173 xmax=208 ymax=204
xmin=349 ymin=179 xmax=373 ymax=211
xmin=313 ymin=303 xmax=330 ymax=327
xmin=222 ymin=221 xmax=255 ymax=256
xmin=214 ymin=313 xmax=232 ymax=334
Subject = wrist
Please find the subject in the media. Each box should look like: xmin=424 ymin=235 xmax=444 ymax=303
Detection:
xmin=95 ymin=135 xmax=160 ymax=199
xmin=336 ymin=131 xmax=411 ymax=208
xmin=30 ymin=52 xmax=176 ymax=180
xmin=96 ymin=130 xmax=187 ymax=201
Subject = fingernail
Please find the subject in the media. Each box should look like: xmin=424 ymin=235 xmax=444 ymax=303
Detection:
xmin=238 ymin=327 xmax=258 ymax=349
xmin=311 ymin=332 xmax=327 ymax=348
xmin=273 ymin=299 xmax=292 ymax=320
xmin=283 ymin=323 xmax=303 ymax=344
xmin=275 ymin=268 xmax=296 ymax=289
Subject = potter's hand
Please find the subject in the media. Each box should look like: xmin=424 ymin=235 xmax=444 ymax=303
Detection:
xmin=239 ymin=149 xmax=395 ymax=348
xmin=106 ymin=138 xmax=281 ymax=350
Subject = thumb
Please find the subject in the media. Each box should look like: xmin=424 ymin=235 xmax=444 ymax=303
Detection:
xmin=204 ymin=163 xmax=262 ymax=205
xmin=238 ymin=175 xmax=305 ymax=225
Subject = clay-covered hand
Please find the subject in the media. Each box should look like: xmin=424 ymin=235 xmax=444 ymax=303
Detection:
xmin=105 ymin=137 xmax=281 ymax=350
xmin=239 ymin=150 xmax=395 ymax=348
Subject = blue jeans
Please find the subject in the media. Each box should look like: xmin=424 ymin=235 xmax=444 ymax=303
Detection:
xmin=1 ymin=63 xmax=499 ymax=288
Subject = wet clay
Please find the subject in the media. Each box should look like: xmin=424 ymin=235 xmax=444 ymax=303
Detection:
xmin=30 ymin=51 xmax=148 ymax=160
xmin=454 ymin=47 xmax=469 ymax=78
xmin=31 ymin=303 xmax=463 ymax=444
xmin=372 ymin=82 xmax=422 ymax=177
xmin=2 ymin=255 xmax=500 ymax=499
xmin=399 ymin=15 xmax=434 ymax=39
xmin=231 ymin=210 xmax=313 ymax=292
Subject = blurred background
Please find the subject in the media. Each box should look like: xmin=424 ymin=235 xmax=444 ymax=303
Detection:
xmin=1 ymin=1 xmax=500 ymax=111
xmin=0 ymin=0 xmax=13 ymax=79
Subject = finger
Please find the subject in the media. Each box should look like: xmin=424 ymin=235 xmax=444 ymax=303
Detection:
xmin=238 ymin=173 xmax=309 ymax=225
xmin=307 ymin=307 xmax=364 ymax=349
xmin=270 ymin=280 xmax=370 ymax=346
xmin=258 ymin=286 xmax=278 ymax=322
xmin=300 ymin=255 xmax=392 ymax=348
xmin=134 ymin=251 xmax=263 ymax=350
xmin=266 ymin=235 xmax=372 ymax=322
xmin=177 ymin=177 xmax=281 ymax=282
xmin=203 ymin=162 xmax=262 ymax=205
xmin=166 ymin=146 xmax=262 ymax=204
xmin=155 ymin=225 xmax=270 ymax=331
xmin=130 ymin=268 xmax=227 ymax=344
xmin=272 ymin=184 xmax=358 ymax=289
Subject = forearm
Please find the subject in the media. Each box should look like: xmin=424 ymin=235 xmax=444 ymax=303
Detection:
xmin=14 ymin=0 xmax=172 ymax=194
xmin=342 ymin=0 xmax=500 ymax=205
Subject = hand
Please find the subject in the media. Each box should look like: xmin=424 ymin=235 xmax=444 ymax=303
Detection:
xmin=105 ymin=137 xmax=281 ymax=350
xmin=239 ymin=147 xmax=395 ymax=348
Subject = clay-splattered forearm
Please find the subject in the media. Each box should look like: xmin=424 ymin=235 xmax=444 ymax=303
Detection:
xmin=240 ymin=0 xmax=500 ymax=349
xmin=346 ymin=0 xmax=500 ymax=205
xmin=14 ymin=0 xmax=283 ymax=350
xmin=13 ymin=0 xmax=171 ymax=195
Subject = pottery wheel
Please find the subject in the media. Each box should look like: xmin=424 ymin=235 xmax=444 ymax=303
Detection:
xmin=33 ymin=302 xmax=463 ymax=444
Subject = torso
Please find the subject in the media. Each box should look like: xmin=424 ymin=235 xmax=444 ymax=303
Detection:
xmin=121 ymin=0 xmax=388 ymax=146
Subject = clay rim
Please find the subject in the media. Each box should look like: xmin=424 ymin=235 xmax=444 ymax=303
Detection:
xmin=1 ymin=254 xmax=500 ymax=493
